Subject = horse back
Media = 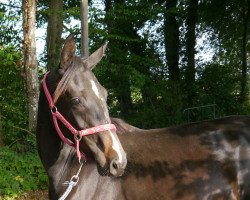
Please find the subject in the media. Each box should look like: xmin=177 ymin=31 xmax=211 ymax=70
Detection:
xmin=117 ymin=116 xmax=250 ymax=200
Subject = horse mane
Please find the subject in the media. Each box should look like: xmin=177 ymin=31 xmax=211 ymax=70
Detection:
xmin=111 ymin=118 xmax=142 ymax=134
xmin=53 ymin=56 xmax=85 ymax=103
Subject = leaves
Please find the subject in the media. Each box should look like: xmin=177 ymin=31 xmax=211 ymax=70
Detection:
xmin=0 ymin=0 xmax=22 ymax=47
xmin=0 ymin=147 xmax=48 ymax=198
xmin=0 ymin=46 xmax=28 ymax=146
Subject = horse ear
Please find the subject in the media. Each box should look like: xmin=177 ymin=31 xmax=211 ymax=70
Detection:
xmin=85 ymin=42 xmax=108 ymax=70
xmin=60 ymin=33 xmax=76 ymax=70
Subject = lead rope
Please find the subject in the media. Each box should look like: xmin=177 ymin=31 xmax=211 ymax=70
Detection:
xmin=58 ymin=161 xmax=84 ymax=200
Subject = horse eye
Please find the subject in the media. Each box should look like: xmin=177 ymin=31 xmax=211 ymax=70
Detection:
xmin=71 ymin=97 xmax=81 ymax=105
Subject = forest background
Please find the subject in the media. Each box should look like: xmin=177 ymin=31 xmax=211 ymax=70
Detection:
xmin=0 ymin=0 xmax=249 ymax=198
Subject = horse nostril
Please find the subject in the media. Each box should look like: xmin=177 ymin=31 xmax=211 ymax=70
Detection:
xmin=110 ymin=158 xmax=120 ymax=172
xmin=112 ymin=162 xmax=118 ymax=170
xmin=110 ymin=158 xmax=126 ymax=177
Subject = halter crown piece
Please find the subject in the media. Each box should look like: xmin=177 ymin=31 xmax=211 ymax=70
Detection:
xmin=42 ymin=72 xmax=117 ymax=162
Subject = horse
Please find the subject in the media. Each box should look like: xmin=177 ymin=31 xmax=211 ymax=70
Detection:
xmin=37 ymin=34 xmax=250 ymax=200
xmin=37 ymin=34 xmax=127 ymax=199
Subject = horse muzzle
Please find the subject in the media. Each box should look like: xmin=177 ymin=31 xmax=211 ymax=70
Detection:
xmin=109 ymin=155 xmax=127 ymax=177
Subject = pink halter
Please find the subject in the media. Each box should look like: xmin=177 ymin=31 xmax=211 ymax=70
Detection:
xmin=42 ymin=72 xmax=116 ymax=161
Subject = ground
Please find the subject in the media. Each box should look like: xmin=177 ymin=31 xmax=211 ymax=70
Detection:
xmin=15 ymin=190 xmax=48 ymax=200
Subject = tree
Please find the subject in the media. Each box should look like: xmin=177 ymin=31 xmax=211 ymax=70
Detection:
xmin=22 ymin=0 xmax=39 ymax=132
xmin=20 ymin=0 xmax=250 ymax=130
xmin=163 ymin=0 xmax=180 ymax=82
xmin=200 ymin=0 xmax=250 ymax=104
xmin=80 ymin=0 xmax=89 ymax=58
xmin=240 ymin=0 xmax=250 ymax=102
xmin=46 ymin=0 xmax=63 ymax=70
xmin=185 ymin=0 xmax=199 ymax=106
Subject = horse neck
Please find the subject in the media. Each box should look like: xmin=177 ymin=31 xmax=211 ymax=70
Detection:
xmin=47 ymin=143 xmax=119 ymax=200
xmin=47 ymin=142 xmax=80 ymax=187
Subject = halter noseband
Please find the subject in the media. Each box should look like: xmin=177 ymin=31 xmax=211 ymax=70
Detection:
xmin=42 ymin=72 xmax=116 ymax=161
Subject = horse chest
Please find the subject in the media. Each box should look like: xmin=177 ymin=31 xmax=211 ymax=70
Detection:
xmin=66 ymin=165 xmax=126 ymax=200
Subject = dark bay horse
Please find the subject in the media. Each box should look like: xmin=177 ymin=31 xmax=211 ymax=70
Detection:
xmin=37 ymin=34 xmax=127 ymax=199
xmin=37 ymin=34 xmax=250 ymax=200
xmin=114 ymin=116 xmax=250 ymax=200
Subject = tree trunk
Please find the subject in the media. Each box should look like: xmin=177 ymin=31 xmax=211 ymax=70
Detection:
xmin=162 ymin=0 xmax=183 ymax=117
xmin=0 ymin=112 xmax=3 ymax=146
xmin=22 ymin=0 xmax=39 ymax=133
xmin=240 ymin=0 xmax=250 ymax=102
xmin=185 ymin=0 xmax=198 ymax=106
xmin=80 ymin=0 xmax=89 ymax=58
xmin=164 ymin=0 xmax=180 ymax=82
xmin=46 ymin=0 xmax=63 ymax=70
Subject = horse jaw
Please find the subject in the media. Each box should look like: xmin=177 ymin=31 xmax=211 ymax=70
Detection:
xmin=83 ymin=131 xmax=127 ymax=177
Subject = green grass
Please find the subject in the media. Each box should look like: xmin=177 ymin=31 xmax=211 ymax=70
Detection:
xmin=0 ymin=147 xmax=48 ymax=199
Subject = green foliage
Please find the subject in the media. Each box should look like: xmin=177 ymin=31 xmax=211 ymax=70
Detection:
xmin=0 ymin=46 xmax=29 ymax=147
xmin=28 ymin=0 xmax=250 ymax=130
xmin=0 ymin=0 xmax=22 ymax=47
xmin=197 ymin=63 xmax=241 ymax=115
xmin=0 ymin=147 xmax=48 ymax=199
xmin=2 ymin=0 xmax=250 ymax=131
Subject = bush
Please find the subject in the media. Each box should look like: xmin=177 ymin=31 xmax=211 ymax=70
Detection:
xmin=0 ymin=147 xmax=48 ymax=199
xmin=0 ymin=46 xmax=28 ymax=148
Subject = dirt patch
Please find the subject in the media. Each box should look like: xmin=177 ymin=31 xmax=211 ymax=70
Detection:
xmin=16 ymin=190 xmax=48 ymax=200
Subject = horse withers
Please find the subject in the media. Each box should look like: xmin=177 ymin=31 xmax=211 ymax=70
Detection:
xmin=37 ymin=34 xmax=250 ymax=200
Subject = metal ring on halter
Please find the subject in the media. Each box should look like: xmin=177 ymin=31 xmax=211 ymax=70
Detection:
xmin=74 ymin=132 xmax=82 ymax=141
xmin=51 ymin=106 xmax=58 ymax=113
xmin=70 ymin=175 xmax=79 ymax=184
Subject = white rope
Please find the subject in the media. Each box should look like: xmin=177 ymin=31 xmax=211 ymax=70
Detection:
xmin=58 ymin=181 xmax=76 ymax=200
xmin=58 ymin=162 xmax=84 ymax=200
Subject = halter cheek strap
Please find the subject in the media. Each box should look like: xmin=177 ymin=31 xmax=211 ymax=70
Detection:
xmin=42 ymin=72 xmax=116 ymax=161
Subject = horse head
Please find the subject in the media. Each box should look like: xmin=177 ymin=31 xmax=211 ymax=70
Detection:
xmin=49 ymin=34 xmax=127 ymax=177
